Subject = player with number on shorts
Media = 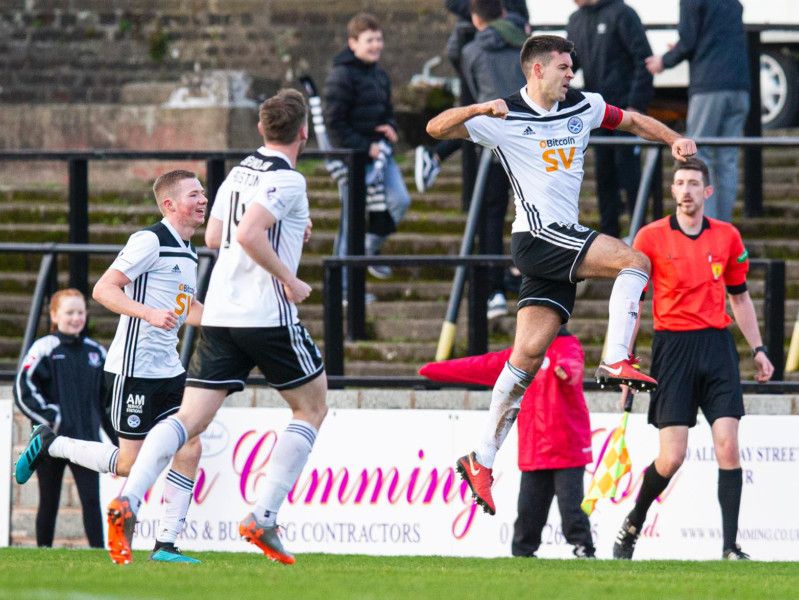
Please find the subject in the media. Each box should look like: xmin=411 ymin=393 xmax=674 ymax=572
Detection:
xmin=105 ymin=89 xmax=326 ymax=566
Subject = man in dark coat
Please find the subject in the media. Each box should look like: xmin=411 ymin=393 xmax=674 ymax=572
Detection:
xmin=460 ymin=0 xmax=527 ymax=320
xmin=323 ymin=13 xmax=411 ymax=279
xmin=567 ymin=0 xmax=654 ymax=238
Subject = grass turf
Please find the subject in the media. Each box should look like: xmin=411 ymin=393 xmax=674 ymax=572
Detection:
xmin=0 ymin=548 xmax=797 ymax=600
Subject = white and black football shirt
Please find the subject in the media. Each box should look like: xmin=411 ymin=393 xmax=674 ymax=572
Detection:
xmin=202 ymin=147 xmax=310 ymax=328
xmin=104 ymin=218 xmax=198 ymax=378
xmin=465 ymin=87 xmax=618 ymax=233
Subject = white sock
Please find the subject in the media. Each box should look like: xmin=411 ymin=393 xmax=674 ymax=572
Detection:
xmin=124 ymin=416 xmax=188 ymax=515
xmin=475 ymin=361 xmax=532 ymax=468
xmin=604 ymin=268 xmax=649 ymax=364
xmin=156 ymin=469 xmax=194 ymax=545
xmin=49 ymin=436 xmax=119 ymax=474
xmin=254 ymin=419 xmax=317 ymax=527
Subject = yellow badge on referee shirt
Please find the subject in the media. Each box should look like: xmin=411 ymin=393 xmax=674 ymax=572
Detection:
xmin=711 ymin=262 xmax=724 ymax=280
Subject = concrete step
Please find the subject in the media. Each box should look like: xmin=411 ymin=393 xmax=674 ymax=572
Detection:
xmin=11 ymin=507 xmax=95 ymax=547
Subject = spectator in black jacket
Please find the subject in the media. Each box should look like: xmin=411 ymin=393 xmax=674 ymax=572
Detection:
xmin=415 ymin=0 xmax=530 ymax=196
xmin=568 ymin=0 xmax=654 ymax=238
xmin=14 ymin=288 xmax=111 ymax=547
xmin=461 ymin=0 xmax=528 ymax=319
xmin=646 ymin=0 xmax=750 ymax=222
xmin=323 ymin=13 xmax=411 ymax=280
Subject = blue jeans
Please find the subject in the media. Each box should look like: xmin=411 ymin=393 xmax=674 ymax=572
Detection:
xmin=334 ymin=156 xmax=411 ymax=291
xmin=335 ymin=156 xmax=411 ymax=257
xmin=686 ymin=91 xmax=750 ymax=222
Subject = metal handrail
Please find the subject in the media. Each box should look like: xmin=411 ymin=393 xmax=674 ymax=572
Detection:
xmin=0 ymin=245 xmax=787 ymax=390
xmin=0 ymin=148 xmax=369 ymax=313
xmin=0 ymin=243 xmax=218 ymax=371
xmin=322 ymin=254 xmax=786 ymax=382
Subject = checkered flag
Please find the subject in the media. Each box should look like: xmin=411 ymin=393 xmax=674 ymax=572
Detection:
xmin=581 ymin=389 xmax=634 ymax=516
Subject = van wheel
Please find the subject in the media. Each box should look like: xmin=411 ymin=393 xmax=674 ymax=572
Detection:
xmin=761 ymin=48 xmax=799 ymax=129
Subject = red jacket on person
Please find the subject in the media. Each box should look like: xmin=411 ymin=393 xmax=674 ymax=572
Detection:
xmin=418 ymin=333 xmax=592 ymax=471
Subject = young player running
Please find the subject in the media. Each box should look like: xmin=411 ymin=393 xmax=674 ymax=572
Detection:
xmin=106 ymin=89 xmax=326 ymax=566
xmin=16 ymin=170 xmax=207 ymax=563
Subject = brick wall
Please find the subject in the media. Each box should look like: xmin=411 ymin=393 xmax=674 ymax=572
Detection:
xmin=0 ymin=0 xmax=455 ymax=104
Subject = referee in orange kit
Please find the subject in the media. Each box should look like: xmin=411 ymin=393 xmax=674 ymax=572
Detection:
xmin=612 ymin=157 xmax=774 ymax=561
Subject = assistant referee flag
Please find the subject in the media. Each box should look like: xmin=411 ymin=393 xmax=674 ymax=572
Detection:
xmin=581 ymin=410 xmax=632 ymax=516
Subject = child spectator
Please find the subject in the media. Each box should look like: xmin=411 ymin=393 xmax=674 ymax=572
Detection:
xmin=323 ymin=12 xmax=411 ymax=280
xmin=14 ymin=288 xmax=113 ymax=547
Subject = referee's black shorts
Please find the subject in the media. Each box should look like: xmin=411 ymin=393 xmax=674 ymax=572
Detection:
xmin=648 ymin=328 xmax=744 ymax=428
xmin=512 ymin=222 xmax=598 ymax=323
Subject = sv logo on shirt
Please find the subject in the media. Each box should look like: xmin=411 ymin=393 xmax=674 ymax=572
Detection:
xmin=542 ymin=147 xmax=576 ymax=173
xmin=174 ymin=292 xmax=193 ymax=316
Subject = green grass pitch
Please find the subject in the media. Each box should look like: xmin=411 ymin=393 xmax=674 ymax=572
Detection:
xmin=1 ymin=548 xmax=798 ymax=600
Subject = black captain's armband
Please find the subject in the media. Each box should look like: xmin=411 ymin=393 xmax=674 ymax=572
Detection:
xmin=726 ymin=282 xmax=748 ymax=295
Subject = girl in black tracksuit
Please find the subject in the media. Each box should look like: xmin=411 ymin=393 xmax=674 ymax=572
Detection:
xmin=14 ymin=289 xmax=113 ymax=547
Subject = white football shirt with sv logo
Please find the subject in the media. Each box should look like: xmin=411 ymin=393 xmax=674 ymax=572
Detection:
xmin=464 ymin=87 xmax=608 ymax=233
xmin=104 ymin=218 xmax=198 ymax=378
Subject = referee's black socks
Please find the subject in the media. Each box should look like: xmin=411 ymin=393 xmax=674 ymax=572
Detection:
xmin=628 ymin=462 xmax=672 ymax=529
xmin=718 ymin=467 xmax=743 ymax=550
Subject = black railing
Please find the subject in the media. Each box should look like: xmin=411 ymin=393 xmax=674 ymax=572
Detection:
xmin=0 ymin=244 xmax=789 ymax=392
xmin=0 ymin=242 xmax=217 ymax=372
xmin=0 ymin=149 xmax=368 ymax=310
xmin=0 ymin=141 xmax=795 ymax=388
xmin=587 ymin=136 xmax=799 ymax=218
xmin=323 ymin=254 xmax=787 ymax=384
xmin=0 ymin=138 xmax=793 ymax=313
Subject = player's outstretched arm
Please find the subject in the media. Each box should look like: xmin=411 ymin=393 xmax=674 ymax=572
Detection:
xmin=617 ymin=110 xmax=697 ymax=162
xmin=236 ymin=202 xmax=311 ymax=304
xmin=728 ymin=290 xmax=775 ymax=383
xmin=426 ymin=99 xmax=509 ymax=140
xmin=93 ymin=269 xmax=178 ymax=330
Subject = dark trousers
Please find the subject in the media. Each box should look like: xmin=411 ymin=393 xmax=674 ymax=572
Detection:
xmin=476 ymin=158 xmax=511 ymax=295
xmin=36 ymin=454 xmax=103 ymax=548
xmin=434 ymin=70 xmax=478 ymax=213
xmin=593 ymin=129 xmax=641 ymax=239
xmin=432 ymin=138 xmax=478 ymax=214
xmin=512 ymin=467 xmax=594 ymax=556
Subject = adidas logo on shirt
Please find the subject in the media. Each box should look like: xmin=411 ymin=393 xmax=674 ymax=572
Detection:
xmin=171 ymin=264 xmax=181 ymax=273
xmin=522 ymin=126 xmax=535 ymax=136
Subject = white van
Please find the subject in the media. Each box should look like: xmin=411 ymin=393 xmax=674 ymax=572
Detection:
xmin=527 ymin=1 xmax=799 ymax=128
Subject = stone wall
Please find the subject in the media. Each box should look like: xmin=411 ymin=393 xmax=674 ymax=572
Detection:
xmin=0 ymin=0 xmax=455 ymax=105
xmin=0 ymin=103 xmax=262 ymax=187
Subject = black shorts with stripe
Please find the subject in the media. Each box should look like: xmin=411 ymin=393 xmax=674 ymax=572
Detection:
xmin=186 ymin=323 xmax=324 ymax=393
xmin=105 ymin=372 xmax=185 ymax=439
xmin=511 ymin=223 xmax=598 ymax=323
xmin=648 ymin=328 xmax=745 ymax=428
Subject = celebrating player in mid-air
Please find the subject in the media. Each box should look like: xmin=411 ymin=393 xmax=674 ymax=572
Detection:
xmin=105 ymin=88 xmax=326 ymax=566
xmin=427 ymin=34 xmax=697 ymax=515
